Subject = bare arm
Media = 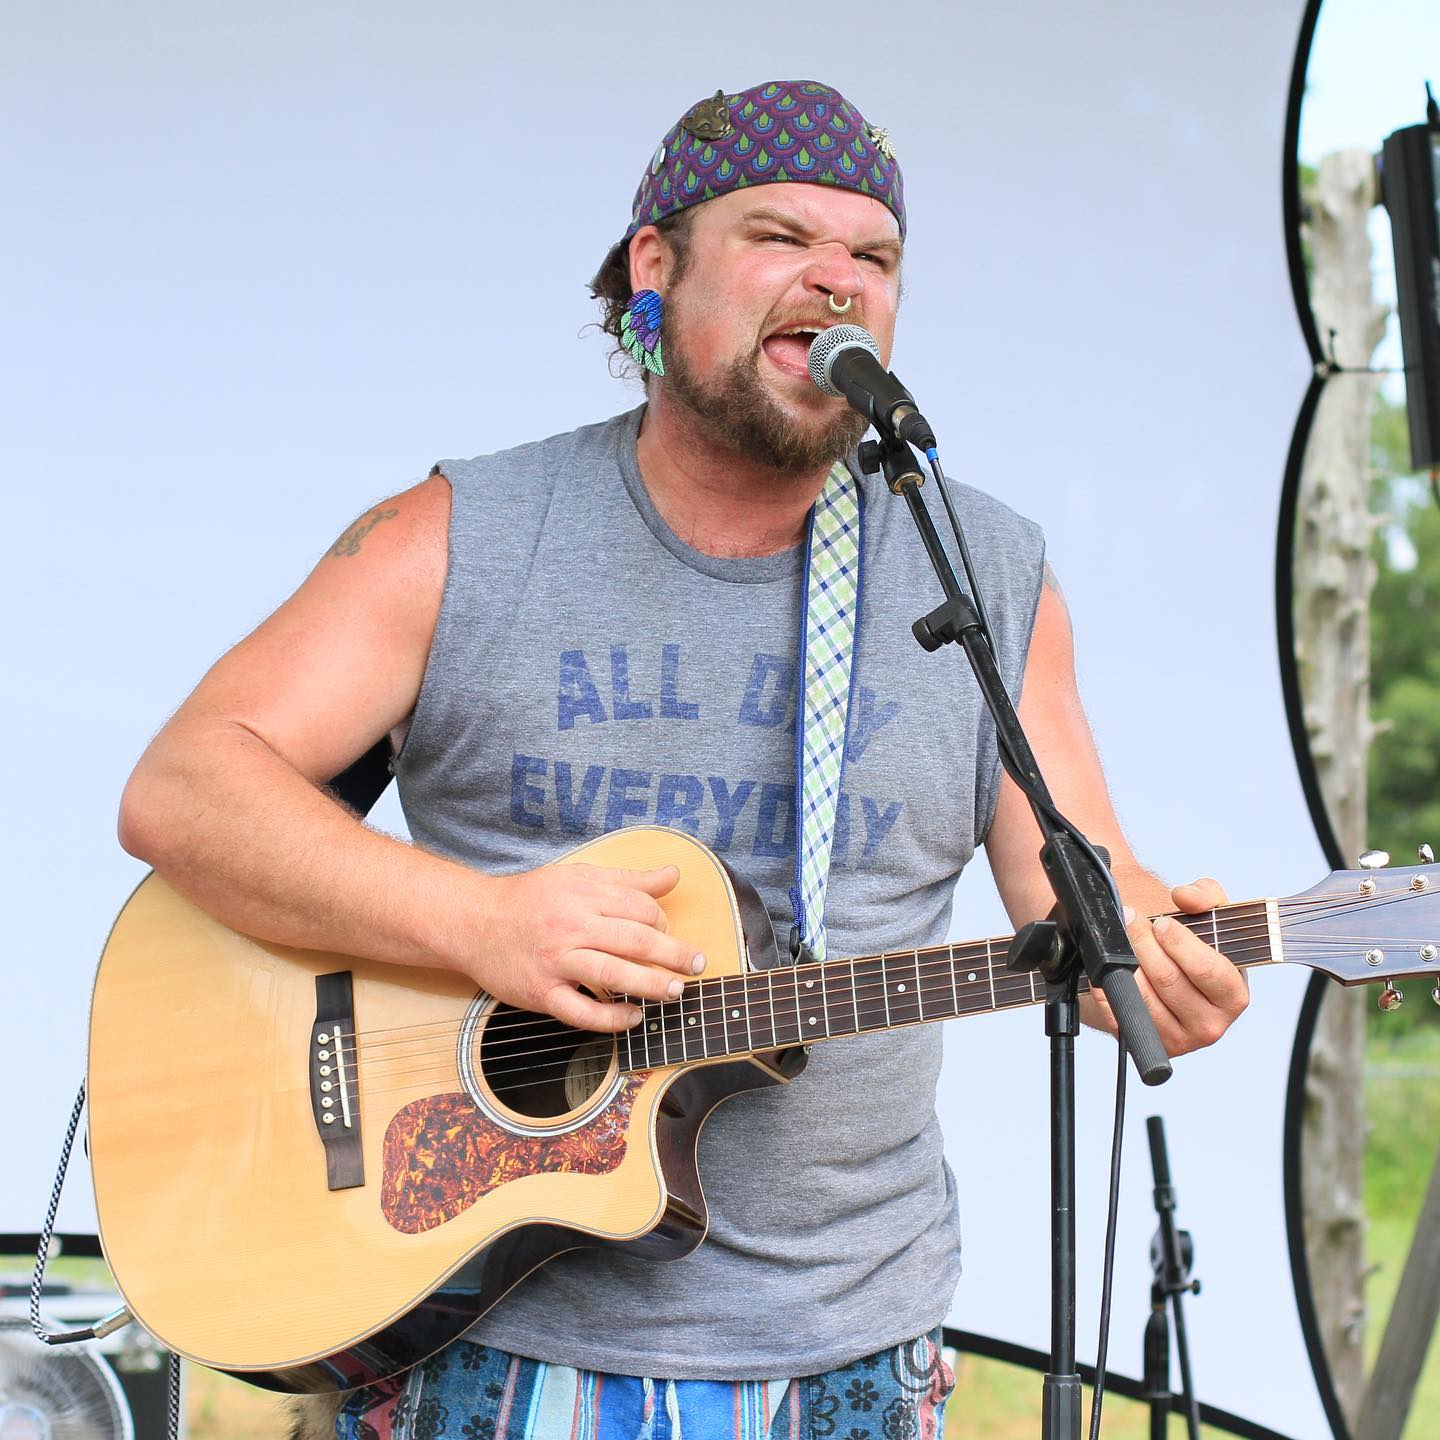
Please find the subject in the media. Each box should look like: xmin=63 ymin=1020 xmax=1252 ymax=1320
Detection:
xmin=118 ymin=476 xmax=700 ymax=1031
xmin=984 ymin=565 xmax=1248 ymax=1056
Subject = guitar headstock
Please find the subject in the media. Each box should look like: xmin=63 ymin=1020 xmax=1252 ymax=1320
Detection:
xmin=1285 ymin=848 xmax=1440 ymax=1008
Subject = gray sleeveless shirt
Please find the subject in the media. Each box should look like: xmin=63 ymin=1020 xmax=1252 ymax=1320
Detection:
xmin=394 ymin=406 xmax=1045 ymax=1379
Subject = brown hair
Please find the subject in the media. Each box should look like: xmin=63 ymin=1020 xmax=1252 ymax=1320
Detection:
xmin=589 ymin=209 xmax=697 ymax=372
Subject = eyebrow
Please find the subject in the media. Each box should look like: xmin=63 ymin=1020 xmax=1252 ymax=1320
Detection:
xmin=740 ymin=205 xmax=903 ymax=258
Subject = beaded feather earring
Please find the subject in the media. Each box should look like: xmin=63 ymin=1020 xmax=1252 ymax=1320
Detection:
xmin=619 ymin=289 xmax=665 ymax=376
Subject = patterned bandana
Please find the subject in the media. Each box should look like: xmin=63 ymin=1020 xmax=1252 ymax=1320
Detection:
xmin=619 ymin=79 xmax=905 ymax=246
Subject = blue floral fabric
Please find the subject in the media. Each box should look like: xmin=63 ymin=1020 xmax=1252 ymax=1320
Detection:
xmin=336 ymin=1328 xmax=954 ymax=1440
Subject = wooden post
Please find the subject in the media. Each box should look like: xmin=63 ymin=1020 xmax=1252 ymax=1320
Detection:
xmin=1357 ymin=1150 xmax=1440 ymax=1440
xmin=1293 ymin=147 xmax=1386 ymax=1429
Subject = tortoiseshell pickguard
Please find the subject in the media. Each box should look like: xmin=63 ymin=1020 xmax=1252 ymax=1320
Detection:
xmin=380 ymin=1074 xmax=650 ymax=1235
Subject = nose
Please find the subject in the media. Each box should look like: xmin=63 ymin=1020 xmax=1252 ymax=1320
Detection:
xmin=804 ymin=241 xmax=863 ymax=310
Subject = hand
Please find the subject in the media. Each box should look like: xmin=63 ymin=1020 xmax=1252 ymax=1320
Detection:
xmin=467 ymin=862 xmax=704 ymax=1033
xmin=1084 ymin=878 xmax=1249 ymax=1057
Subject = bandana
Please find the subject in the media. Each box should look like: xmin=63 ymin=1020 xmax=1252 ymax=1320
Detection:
xmin=614 ymin=79 xmax=905 ymax=253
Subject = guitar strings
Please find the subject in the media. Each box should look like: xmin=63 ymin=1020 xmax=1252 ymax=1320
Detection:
xmin=337 ymin=934 xmax=1291 ymax=1094
xmin=340 ymin=885 xmax=1422 ymax=1050
xmin=343 ymin=925 xmax=1281 ymax=1069
xmin=354 ymin=922 xmax=1430 ymax=1094
xmin=292 ymin=887 xmax=1435 ymax=1102
xmin=339 ymin=920 xmax=1304 ymax=1075
xmin=297 ymin=929 xmax=1426 ymax=1105
xmin=343 ymin=903 xmax=1280 ymax=1050
xmin=342 ymin=923 xmax=1300 ymax=1068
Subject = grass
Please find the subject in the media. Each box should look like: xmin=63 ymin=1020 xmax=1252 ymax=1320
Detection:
xmin=945 ymin=1351 xmax=1228 ymax=1437
xmin=1360 ymin=1021 xmax=1440 ymax=1438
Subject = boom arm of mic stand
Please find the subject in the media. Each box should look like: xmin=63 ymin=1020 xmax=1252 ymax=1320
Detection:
xmin=868 ymin=432 xmax=1171 ymax=1086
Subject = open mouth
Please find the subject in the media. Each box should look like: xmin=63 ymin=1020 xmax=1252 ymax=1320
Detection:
xmin=760 ymin=324 xmax=827 ymax=379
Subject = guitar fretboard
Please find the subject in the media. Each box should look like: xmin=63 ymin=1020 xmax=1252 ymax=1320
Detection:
xmin=616 ymin=901 xmax=1276 ymax=1070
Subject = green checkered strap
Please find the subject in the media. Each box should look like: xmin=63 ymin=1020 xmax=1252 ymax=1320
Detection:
xmin=789 ymin=461 xmax=863 ymax=964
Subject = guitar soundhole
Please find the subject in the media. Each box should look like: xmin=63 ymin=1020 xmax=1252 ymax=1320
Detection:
xmin=476 ymin=1004 xmax=616 ymax=1120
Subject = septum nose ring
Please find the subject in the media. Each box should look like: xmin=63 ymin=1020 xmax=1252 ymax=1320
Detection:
xmin=827 ymin=293 xmax=853 ymax=315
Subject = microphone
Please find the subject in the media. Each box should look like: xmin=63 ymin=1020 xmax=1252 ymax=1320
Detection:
xmin=807 ymin=325 xmax=938 ymax=452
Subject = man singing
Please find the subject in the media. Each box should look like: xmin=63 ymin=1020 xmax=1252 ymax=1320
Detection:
xmin=119 ymin=79 xmax=1247 ymax=1440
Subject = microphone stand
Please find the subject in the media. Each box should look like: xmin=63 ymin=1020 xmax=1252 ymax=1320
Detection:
xmin=1143 ymin=1116 xmax=1202 ymax=1440
xmin=856 ymin=428 xmax=1171 ymax=1440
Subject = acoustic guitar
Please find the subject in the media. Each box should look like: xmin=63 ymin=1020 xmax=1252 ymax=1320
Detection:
xmin=85 ymin=825 xmax=1439 ymax=1392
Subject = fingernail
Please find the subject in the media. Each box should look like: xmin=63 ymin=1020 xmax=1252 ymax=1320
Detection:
xmin=626 ymin=1007 xmax=643 ymax=1026
xmin=1122 ymin=905 xmax=1136 ymax=925
xmin=1152 ymin=914 xmax=1172 ymax=934
xmin=691 ymin=953 xmax=706 ymax=974
xmin=668 ymin=978 xmax=684 ymax=999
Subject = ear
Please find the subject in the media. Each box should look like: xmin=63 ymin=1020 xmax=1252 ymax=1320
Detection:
xmin=628 ymin=225 xmax=670 ymax=295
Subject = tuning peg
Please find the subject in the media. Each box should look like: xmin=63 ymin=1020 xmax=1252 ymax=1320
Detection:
xmin=1431 ymin=982 xmax=1440 ymax=1007
xmin=1359 ymin=850 xmax=1391 ymax=870
xmin=1421 ymin=845 xmax=1435 ymax=865
xmin=1379 ymin=983 xmax=1404 ymax=1012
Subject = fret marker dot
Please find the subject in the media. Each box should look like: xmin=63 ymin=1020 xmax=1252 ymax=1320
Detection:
xmin=731 ymin=1008 xmax=740 ymax=1018
xmin=808 ymin=1016 xmax=817 ymax=1025
xmin=897 ymin=983 xmax=906 ymax=992
xmin=687 ymin=1016 xmax=696 ymax=1025
xmin=967 ymin=972 xmax=976 ymax=983
xmin=805 ymin=978 xmax=814 ymax=988
xmin=649 ymin=1023 xmax=658 ymax=1031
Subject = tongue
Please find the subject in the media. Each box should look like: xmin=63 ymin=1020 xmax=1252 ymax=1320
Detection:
xmin=762 ymin=334 xmax=814 ymax=378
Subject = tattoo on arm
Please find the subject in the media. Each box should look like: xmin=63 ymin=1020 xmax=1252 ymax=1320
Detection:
xmin=331 ymin=507 xmax=399 ymax=558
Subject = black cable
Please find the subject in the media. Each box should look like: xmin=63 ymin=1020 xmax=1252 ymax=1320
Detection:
xmin=928 ymin=452 xmax=997 ymax=645
xmin=168 ymin=1352 xmax=182 ymax=1440
xmin=29 ymin=1082 xmax=96 ymax=1346
xmin=928 ymin=452 xmax=1127 ymax=920
xmin=1088 ymin=1039 xmax=1129 ymax=1440
xmin=28 ymin=1079 xmax=180 ymax=1437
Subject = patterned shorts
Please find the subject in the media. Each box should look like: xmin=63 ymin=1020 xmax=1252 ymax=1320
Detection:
xmin=337 ymin=1328 xmax=954 ymax=1440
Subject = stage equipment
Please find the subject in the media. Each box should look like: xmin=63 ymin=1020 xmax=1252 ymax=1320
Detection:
xmin=807 ymin=324 xmax=938 ymax=452
xmin=819 ymin=336 xmax=1174 ymax=1440
xmin=0 ymin=1307 xmax=138 ymax=1440
xmin=1379 ymin=84 xmax=1440 ymax=470
xmin=850 ymin=422 xmax=1155 ymax=1440
xmin=1142 ymin=1116 xmax=1202 ymax=1440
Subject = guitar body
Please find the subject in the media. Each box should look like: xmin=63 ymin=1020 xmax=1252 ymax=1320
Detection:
xmin=87 ymin=827 xmax=799 ymax=1392
xmin=90 ymin=816 xmax=1431 ymax=1395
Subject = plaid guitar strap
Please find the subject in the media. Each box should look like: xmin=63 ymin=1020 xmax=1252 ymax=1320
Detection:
xmin=788 ymin=461 xmax=863 ymax=965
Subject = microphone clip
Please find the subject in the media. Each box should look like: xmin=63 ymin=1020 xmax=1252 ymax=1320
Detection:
xmin=858 ymin=434 xmax=926 ymax=496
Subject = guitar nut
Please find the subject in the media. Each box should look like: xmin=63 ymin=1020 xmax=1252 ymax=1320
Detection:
xmin=1422 ymin=945 xmax=1438 ymax=962
xmin=1366 ymin=949 xmax=1384 ymax=966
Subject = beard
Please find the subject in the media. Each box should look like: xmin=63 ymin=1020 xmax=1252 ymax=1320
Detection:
xmin=660 ymin=318 xmax=868 ymax=477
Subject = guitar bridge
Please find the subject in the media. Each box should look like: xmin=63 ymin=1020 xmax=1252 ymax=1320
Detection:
xmin=310 ymin=972 xmax=364 ymax=1190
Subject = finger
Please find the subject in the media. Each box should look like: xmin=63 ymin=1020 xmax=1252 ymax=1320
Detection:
xmin=543 ymin=983 xmax=643 ymax=1035
xmin=594 ymin=864 xmax=681 ymax=899
xmin=563 ymin=948 xmax=692 ymax=1003
xmin=1171 ymin=876 xmax=1228 ymax=911
xmin=1123 ymin=909 xmax=1217 ymax=1052
xmin=1089 ymin=970 xmax=1189 ymax=1055
xmin=590 ymin=916 xmax=704 ymax=975
xmin=599 ymin=883 xmax=671 ymax=935
xmin=1148 ymin=912 xmax=1249 ymax=1014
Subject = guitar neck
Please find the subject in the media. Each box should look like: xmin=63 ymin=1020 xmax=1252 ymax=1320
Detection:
xmin=617 ymin=900 xmax=1280 ymax=1069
